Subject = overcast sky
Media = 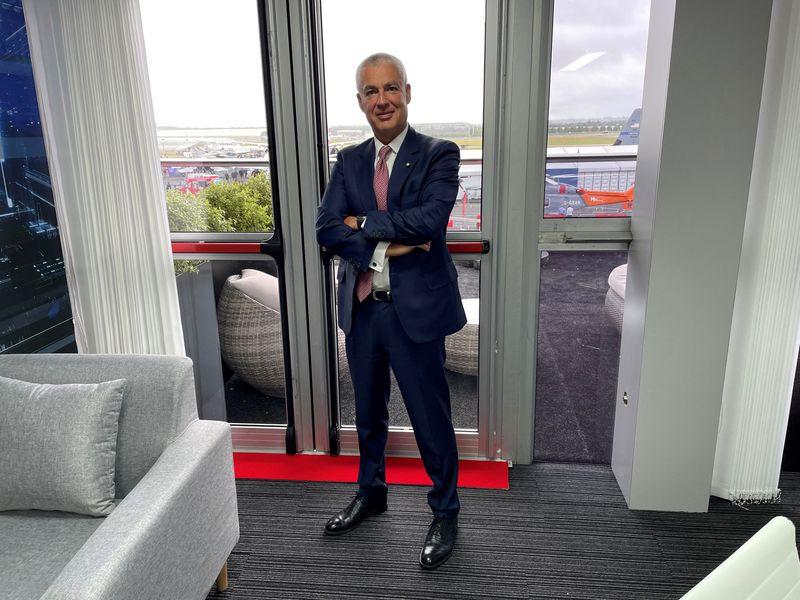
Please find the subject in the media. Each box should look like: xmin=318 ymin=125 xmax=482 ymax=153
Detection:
xmin=140 ymin=0 xmax=650 ymax=128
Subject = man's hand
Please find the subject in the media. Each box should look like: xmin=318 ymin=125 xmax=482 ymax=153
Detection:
xmin=386 ymin=242 xmax=432 ymax=257
xmin=344 ymin=215 xmax=359 ymax=231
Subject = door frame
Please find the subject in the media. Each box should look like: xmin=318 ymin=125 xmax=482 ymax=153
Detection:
xmin=244 ymin=0 xmax=633 ymax=464
xmin=294 ymin=0 xmax=504 ymax=460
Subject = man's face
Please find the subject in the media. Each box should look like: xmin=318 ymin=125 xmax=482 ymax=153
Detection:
xmin=357 ymin=62 xmax=411 ymax=144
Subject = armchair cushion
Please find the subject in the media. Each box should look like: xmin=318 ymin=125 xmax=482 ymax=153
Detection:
xmin=0 ymin=510 xmax=104 ymax=600
xmin=0 ymin=375 xmax=126 ymax=516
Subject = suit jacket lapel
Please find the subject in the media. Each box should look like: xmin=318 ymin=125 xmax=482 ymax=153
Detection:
xmin=388 ymin=127 xmax=419 ymax=211
xmin=357 ymin=141 xmax=376 ymax=212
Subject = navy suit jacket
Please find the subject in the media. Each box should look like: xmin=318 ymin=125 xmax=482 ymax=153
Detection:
xmin=316 ymin=127 xmax=467 ymax=344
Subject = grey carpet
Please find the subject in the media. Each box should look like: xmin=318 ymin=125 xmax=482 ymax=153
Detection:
xmin=207 ymin=463 xmax=800 ymax=600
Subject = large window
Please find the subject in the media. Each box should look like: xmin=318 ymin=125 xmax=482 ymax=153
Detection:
xmin=544 ymin=0 xmax=650 ymax=218
xmin=0 ymin=1 xmax=74 ymax=353
xmin=319 ymin=1 xmax=487 ymax=445
xmin=141 ymin=3 xmax=288 ymax=430
xmin=320 ymin=0 xmax=486 ymax=232
xmin=533 ymin=2 xmax=649 ymax=464
xmin=140 ymin=0 xmax=274 ymax=234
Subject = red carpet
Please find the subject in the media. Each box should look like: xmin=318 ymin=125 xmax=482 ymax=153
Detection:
xmin=233 ymin=453 xmax=509 ymax=490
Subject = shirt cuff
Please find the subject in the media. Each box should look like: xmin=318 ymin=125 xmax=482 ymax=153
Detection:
xmin=369 ymin=241 xmax=390 ymax=273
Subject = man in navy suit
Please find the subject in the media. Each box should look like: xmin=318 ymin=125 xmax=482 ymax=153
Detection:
xmin=316 ymin=53 xmax=466 ymax=569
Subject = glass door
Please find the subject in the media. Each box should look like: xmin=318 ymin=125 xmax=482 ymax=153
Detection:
xmin=316 ymin=0 xmax=494 ymax=458
xmin=533 ymin=0 xmax=650 ymax=463
xmin=140 ymin=0 xmax=297 ymax=451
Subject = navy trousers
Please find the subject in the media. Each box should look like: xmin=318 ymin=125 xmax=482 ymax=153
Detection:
xmin=345 ymin=297 xmax=460 ymax=519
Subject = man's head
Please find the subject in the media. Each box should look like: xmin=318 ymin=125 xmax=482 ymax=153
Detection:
xmin=355 ymin=53 xmax=411 ymax=145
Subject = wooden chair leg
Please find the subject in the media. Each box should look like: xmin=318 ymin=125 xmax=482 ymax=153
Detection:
xmin=216 ymin=561 xmax=229 ymax=592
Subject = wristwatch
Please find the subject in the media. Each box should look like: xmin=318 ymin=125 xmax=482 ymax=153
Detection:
xmin=356 ymin=215 xmax=367 ymax=230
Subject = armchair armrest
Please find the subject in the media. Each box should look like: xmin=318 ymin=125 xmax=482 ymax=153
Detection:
xmin=41 ymin=420 xmax=239 ymax=600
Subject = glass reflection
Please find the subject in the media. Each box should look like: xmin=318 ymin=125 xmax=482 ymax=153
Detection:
xmin=0 ymin=2 xmax=73 ymax=353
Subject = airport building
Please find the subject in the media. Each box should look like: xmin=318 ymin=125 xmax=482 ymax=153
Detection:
xmin=1 ymin=0 xmax=800 ymax=598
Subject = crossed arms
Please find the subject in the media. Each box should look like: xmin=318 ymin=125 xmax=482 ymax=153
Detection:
xmin=315 ymin=142 xmax=460 ymax=272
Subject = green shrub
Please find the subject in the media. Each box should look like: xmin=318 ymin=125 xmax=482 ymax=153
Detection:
xmin=165 ymin=172 xmax=272 ymax=233
xmin=165 ymin=188 xmax=207 ymax=232
xmin=204 ymin=172 xmax=273 ymax=232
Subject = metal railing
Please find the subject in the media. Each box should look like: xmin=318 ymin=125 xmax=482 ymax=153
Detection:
xmin=160 ymin=150 xmax=638 ymax=229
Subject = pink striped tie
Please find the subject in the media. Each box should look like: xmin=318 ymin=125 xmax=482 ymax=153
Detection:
xmin=356 ymin=145 xmax=392 ymax=302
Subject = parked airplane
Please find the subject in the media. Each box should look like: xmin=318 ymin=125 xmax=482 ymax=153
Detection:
xmin=542 ymin=108 xmax=640 ymax=216
xmin=613 ymin=108 xmax=641 ymax=146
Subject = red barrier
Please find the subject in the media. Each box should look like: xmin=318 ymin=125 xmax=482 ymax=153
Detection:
xmin=171 ymin=242 xmax=262 ymax=254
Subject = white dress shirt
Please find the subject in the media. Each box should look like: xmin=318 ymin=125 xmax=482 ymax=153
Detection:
xmin=367 ymin=124 xmax=408 ymax=292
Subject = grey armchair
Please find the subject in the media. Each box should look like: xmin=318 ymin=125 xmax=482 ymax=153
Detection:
xmin=0 ymin=354 xmax=239 ymax=600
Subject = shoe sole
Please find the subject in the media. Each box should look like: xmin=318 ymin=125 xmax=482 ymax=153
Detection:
xmin=419 ymin=547 xmax=454 ymax=570
xmin=323 ymin=504 xmax=388 ymax=536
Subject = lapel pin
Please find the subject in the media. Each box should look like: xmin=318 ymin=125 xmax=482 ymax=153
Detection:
xmin=405 ymin=162 xmax=411 ymax=168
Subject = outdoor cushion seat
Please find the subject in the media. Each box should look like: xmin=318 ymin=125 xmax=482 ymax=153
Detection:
xmin=444 ymin=298 xmax=480 ymax=376
xmin=217 ymin=269 xmax=286 ymax=398
xmin=219 ymin=269 xmax=357 ymax=399
xmin=604 ymin=263 xmax=627 ymax=333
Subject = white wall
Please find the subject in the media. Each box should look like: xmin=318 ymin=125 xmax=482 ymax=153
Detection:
xmin=612 ymin=0 xmax=773 ymax=511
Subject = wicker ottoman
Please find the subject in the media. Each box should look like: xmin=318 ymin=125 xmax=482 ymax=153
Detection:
xmin=217 ymin=270 xmax=286 ymax=398
xmin=445 ymin=298 xmax=480 ymax=376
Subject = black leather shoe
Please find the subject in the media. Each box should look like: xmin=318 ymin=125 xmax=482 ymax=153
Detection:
xmin=419 ymin=516 xmax=458 ymax=569
xmin=324 ymin=495 xmax=387 ymax=536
